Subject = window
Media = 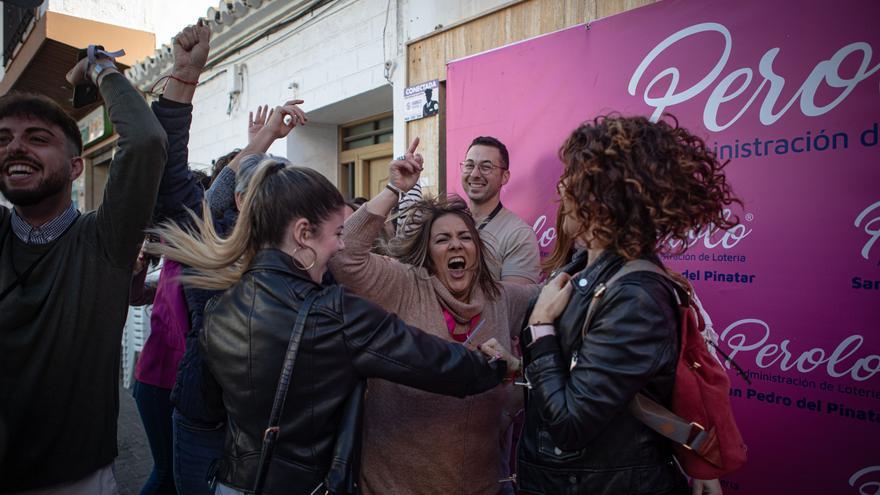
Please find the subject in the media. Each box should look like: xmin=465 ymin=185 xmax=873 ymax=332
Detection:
xmin=341 ymin=115 xmax=393 ymax=151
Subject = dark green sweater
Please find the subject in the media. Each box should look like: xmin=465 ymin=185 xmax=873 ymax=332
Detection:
xmin=0 ymin=73 xmax=167 ymax=491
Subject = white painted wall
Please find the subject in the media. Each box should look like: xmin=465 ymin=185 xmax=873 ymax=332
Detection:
xmin=47 ymin=0 xmax=217 ymax=47
xmin=287 ymin=123 xmax=338 ymax=180
xmin=403 ymin=0 xmax=510 ymax=41
xmin=165 ymin=0 xmax=510 ymax=179
xmin=187 ymin=0 xmax=396 ymax=175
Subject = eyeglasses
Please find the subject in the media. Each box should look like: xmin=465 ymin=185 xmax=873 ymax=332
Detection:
xmin=459 ymin=160 xmax=507 ymax=175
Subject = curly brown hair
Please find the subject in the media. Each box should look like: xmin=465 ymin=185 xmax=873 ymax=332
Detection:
xmin=388 ymin=195 xmax=500 ymax=300
xmin=558 ymin=114 xmax=742 ymax=260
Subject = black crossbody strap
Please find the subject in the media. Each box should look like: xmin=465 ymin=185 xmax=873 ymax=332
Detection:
xmin=253 ymin=293 xmax=319 ymax=495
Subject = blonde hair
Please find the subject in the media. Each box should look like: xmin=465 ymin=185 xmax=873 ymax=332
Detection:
xmin=146 ymin=157 xmax=345 ymax=290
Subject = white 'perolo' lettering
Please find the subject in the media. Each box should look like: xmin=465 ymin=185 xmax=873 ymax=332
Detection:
xmin=628 ymin=23 xmax=880 ymax=130
xmin=720 ymin=319 xmax=880 ymax=382
xmin=849 ymin=466 xmax=880 ymax=495
xmin=855 ymin=200 xmax=880 ymax=261
xmin=532 ymin=208 xmax=750 ymax=251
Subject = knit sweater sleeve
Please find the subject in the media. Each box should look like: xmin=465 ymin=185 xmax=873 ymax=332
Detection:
xmin=501 ymin=281 xmax=540 ymax=338
xmin=329 ymin=206 xmax=415 ymax=313
xmin=94 ymin=73 xmax=168 ymax=267
xmin=205 ymin=166 xmax=236 ymax=219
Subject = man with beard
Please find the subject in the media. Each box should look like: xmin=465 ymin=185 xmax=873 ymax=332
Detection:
xmin=459 ymin=136 xmax=540 ymax=285
xmin=0 ymin=49 xmax=166 ymax=493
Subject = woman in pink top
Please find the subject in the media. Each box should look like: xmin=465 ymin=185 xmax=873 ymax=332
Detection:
xmin=129 ymin=253 xmax=189 ymax=495
xmin=330 ymin=139 xmax=538 ymax=494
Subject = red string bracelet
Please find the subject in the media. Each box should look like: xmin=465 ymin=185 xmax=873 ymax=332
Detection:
xmin=147 ymin=74 xmax=200 ymax=96
xmin=168 ymin=74 xmax=199 ymax=85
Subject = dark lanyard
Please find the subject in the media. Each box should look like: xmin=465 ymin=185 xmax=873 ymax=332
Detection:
xmin=477 ymin=202 xmax=503 ymax=231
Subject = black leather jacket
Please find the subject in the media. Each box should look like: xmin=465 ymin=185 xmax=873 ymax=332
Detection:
xmin=517 ymin=251 xmax=688 ymax=495
xmin=201 ymin=249 xmax=505 ymax=494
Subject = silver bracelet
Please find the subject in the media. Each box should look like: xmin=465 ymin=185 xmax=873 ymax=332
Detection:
xmin=385 ymin=183 xmax=404 ymax=198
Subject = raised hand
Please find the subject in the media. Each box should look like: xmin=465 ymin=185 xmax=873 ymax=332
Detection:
xmin=388 ymin=137 xmax=424 ymax=192
xmin=133 ymin=245 xmax=148 ymax=275
xmin=65 ymin=56 xmax=95 ymax=86
xmin=248 ymin=105 xmax=273 ymax=144
xmin=260 ymin=100 xmax=307 ymax=140
xmin=172 ymin=19 xmax=211 ymax=82
xmin=529 ymin=273 xmax=573 ymax=325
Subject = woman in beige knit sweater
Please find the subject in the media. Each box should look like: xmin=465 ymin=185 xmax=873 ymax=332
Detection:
xmin=329 ymin=139 xmax=538 ymax=494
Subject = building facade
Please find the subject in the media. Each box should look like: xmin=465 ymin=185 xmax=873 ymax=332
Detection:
xmin=126 ymin=0 xmax=654 ymax=199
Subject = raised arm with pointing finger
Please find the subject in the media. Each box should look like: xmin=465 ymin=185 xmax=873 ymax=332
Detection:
xmin=330 ymin=138 xmax=425 ymax=311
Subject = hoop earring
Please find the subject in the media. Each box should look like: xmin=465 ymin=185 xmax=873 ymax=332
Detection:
xmin=292 ymin=245 xmax=317 ymax=271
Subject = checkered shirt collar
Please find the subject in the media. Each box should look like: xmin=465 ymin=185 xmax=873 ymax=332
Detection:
xmin=10 ymin=203 xmax=80 ymax=245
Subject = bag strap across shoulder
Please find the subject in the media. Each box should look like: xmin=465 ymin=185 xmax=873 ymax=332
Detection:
xmin=574 ymin=260 xmax=717 ymax=459
xmin=254 ymin=292 xmax=319 ymax=495
xmin=578 ymin=259 xmax=685 ymax=338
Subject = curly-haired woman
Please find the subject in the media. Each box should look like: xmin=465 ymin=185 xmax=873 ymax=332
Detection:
xmin=482 ymin=115 xmax=740 ymax=495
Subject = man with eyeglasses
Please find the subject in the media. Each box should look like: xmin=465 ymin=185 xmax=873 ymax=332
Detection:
xmin=460 ymin=136 xmax=540 ymax=285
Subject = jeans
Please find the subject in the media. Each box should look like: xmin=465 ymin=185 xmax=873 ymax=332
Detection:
xmin=213 ymin=483 xmax=245 ymax=495
xmin=133 ymin=380 xmax=177 ymax=495
xmin=172 ymin=408 xmax=225 ymax=495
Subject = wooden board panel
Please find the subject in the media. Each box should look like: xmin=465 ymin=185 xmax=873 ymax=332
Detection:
xmin=597 ymin=0 xmax=653 ymax=19
xmin=407 ymin=0 xmax=599 ymax=87
xmin=408 ymin=109 xmax=443 ymax=196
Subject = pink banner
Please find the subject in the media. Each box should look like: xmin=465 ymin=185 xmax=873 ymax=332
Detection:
xmin=446 ymin=0 xmax=879 ymax=492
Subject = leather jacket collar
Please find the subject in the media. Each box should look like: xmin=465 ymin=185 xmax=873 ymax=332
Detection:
xmin=246 ymin=248 xmax=318 ymax=286
xmin=570 ymin=250 xmax=624 ymax=296
xmin=556 ymin=250 xmax=627 ymax=356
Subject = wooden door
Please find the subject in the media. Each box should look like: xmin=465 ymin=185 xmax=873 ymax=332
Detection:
xmin=338 ymin=143 xmax=393 ymax=199
xmin=367 ymin=154 xmax=392 ymax=198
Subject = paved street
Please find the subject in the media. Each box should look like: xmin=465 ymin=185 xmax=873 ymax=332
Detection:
xmin=116 ymin=382 xmax=151 ymax=495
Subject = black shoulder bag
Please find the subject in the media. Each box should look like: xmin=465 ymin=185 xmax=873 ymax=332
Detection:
xmin=314 ymin=379 xmax=365 ymax=495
